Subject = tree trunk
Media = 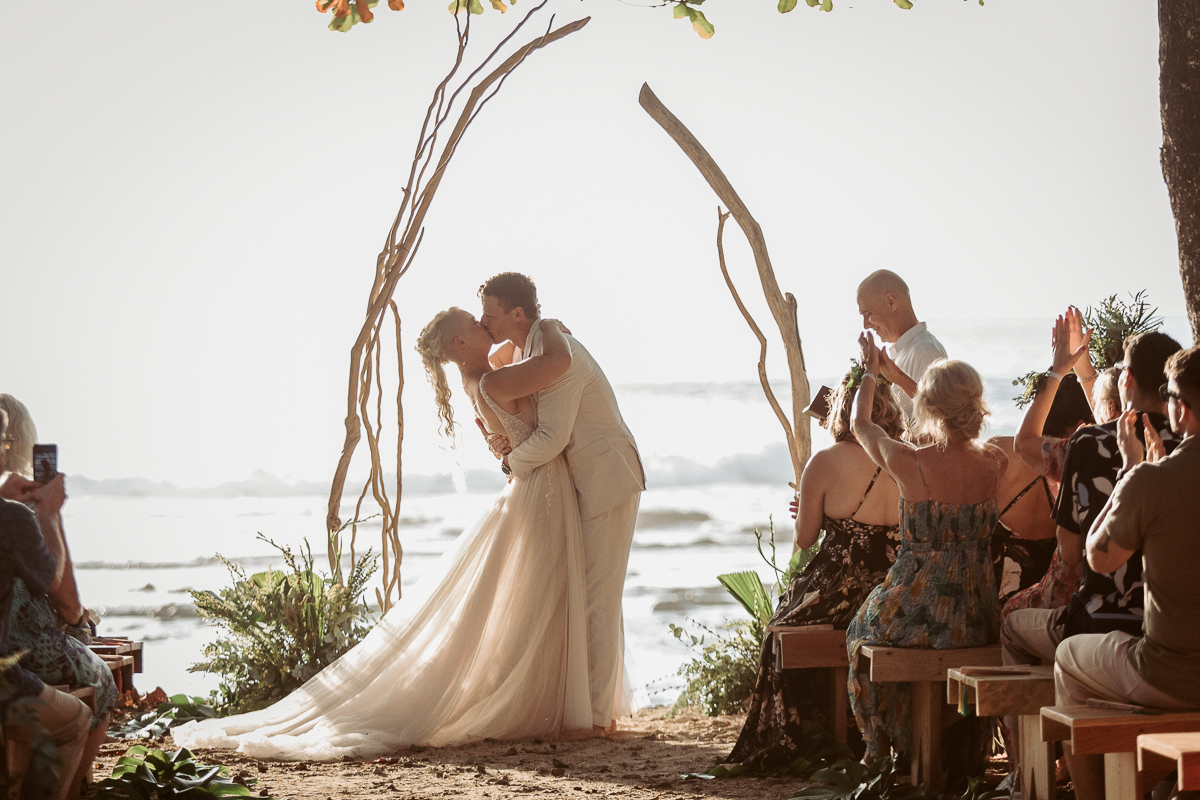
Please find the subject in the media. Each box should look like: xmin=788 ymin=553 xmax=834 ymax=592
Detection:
xmin=1160 ymin=0 xmax=1200 ymax=341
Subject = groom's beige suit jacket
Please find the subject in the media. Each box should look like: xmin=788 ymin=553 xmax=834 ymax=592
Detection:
xmin=506 ymin=322 xmax=645 ymax=521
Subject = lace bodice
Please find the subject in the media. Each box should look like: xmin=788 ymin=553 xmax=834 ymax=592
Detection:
xmin=479 ymin=374 xmax=537 ymax=448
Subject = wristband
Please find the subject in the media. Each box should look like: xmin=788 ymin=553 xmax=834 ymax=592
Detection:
xmin=861 ymin=372 xmax=877 ymax=384
xmin=1046 ymin=370 xmax=1063 ymax=381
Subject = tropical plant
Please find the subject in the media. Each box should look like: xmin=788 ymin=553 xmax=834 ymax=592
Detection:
xmin=1011 ymin=369 xmax=1048 ymax=410
xmin=93 ymin=746 xmax=271 ymax=800
xmin=672 ymin=520 xmax=823 ymax=716
xmin=1082 ymin=291 xmax=1164 ymax=372
xmin=189 ymin=532 xmax=378 ymax=714
xmin=669 ymin=618 xmax=762 ymax=716
xmin=111 ymin=694 xmax=216 ymax=739
xmin=789 ymin=756 xmax=927 ymax=800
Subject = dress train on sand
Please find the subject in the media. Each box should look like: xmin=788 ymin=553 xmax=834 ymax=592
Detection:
xmin=174 ymin=378 xmax=595 ymax=760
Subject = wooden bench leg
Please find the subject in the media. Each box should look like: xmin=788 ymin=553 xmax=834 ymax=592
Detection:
xmin=828 ymin=667 xmax=848 ymax=746
xmin=1103 ymin=752 xmax=1137 ymax=800
xmin=1137 ymin=750 xmax=1177 ymax=800
xmin=1019 ymin=713 xmax=1055 ymax=800
xmin=911 ymin=681 xmax=944 ymax=796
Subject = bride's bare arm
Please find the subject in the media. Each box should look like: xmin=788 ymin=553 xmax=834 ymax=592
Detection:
xmin=482 ymin=321 xmax=572 ymax=404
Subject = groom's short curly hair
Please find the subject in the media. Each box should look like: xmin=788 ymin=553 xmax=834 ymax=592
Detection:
xmin=479 ymin=272 xmax=540 ymax=318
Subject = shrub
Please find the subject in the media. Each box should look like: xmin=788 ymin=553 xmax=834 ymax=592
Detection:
xmin=189 ymin=532 xmax=377 ymax=714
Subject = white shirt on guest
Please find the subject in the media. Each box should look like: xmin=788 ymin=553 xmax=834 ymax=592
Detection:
xmin=887 ymin=321 xmax=947 ymax=419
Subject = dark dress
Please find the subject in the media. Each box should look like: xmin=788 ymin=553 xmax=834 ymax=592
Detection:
xmin=847 ymin=451 xmax=1000 ymax=778
xmin=728 ymin=469 xmax=900 ymax=768
xmin=990 ymin=477 xmax=1057 ymax=606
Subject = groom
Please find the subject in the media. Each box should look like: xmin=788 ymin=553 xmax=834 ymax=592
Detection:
xmin=479 ymin=272 xmax=645 ymax=734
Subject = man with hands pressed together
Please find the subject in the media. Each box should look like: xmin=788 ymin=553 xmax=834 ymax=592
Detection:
xmin=1054 ymin=346 xmax=1200 ymax=800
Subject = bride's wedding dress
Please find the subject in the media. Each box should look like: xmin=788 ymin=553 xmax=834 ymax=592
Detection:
xmin=173 ymin=378 xmax=595 ymax=759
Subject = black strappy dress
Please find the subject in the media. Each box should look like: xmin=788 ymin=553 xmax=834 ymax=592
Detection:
xmin=989 ymin=476 xmax=1058 ymax=605
xmin=728 ymin=468 xmax=901 ymax=768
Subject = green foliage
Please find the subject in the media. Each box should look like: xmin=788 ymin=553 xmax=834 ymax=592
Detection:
xmin=669 ymin=619 xmax=762 ymax=716
xmin=955 ymin=776 xmax=1011 ymax=800
xmin=789 ymin=756 xmax=927 ymax=800
xmin=673 ymin=518 xmax=823 ymax=717
xmin=189 ymin=533 xmax=378 ymax=714
xmin=1082 ymin=291 xmax=1164 ymax=372
xmin=112 ymin=694 xmax=216 ymax=739
xmin=1011 ymin=369 xmax=1049 ymax=409
xmin=94 ymin=746 xmax=271 ymax=800
xmin=0 ymin=651 xmax=59 ymax=797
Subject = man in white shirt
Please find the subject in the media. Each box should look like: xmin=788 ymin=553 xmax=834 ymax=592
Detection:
xmin=856 ymin=270 xmax=947 ymax=418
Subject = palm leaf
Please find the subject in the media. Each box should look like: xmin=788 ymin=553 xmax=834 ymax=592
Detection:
xmin=717 ymin=571 xmax=773 ymax=626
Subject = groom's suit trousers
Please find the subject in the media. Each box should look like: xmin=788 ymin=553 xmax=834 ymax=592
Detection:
xmin=582 ymin=492 xmax=640 ymax=727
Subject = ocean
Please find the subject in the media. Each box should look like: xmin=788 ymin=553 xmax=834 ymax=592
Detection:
xmin=60 ymin=316 xmax=1193 ymax=708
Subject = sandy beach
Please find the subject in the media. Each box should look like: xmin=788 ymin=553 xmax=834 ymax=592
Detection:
xmin=96 ymin=707 xmax=812 ymax=800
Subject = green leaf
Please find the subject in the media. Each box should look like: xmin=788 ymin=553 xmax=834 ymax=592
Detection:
xmin=687 ymin=7 xmax=715 ymax=37
xmin=717 ymin=571 xmax=772 ymax=627
xmin=895 ymin=0 xmax=914 ymax=7
xmin=779 ymin=0 xmax=799 ymax=10
xmin=819 ymin=0 xmax=832 ymax=9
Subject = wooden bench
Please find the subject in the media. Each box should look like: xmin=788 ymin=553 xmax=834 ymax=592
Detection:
xmin=859 ymin=644 xmax=1003 ymax=795
xmin=947 ymin=665 xmax=1057 ymax=800
xmin=97 ymin=655 xmax=135 ymax=695
xmin=1041 ymin=706 xmax=1200 ymax=800
xmin=89 ymin=637 xmax=143 ymax=675
xmin=770 ymin=627 xmax=849 ymax=744
xmin=1137 ymin=732 xmax=1200 ymax=798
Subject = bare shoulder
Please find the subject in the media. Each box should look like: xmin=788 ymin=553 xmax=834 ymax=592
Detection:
xmin=982 ymin=441 xmax=1010 ymax=470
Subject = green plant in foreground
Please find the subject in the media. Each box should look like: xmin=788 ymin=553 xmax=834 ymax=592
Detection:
xmin=672 ymin=519 xmax=823 ymax=717
xmin=112 ymin=694 xmax=216 ymax=739
xmin=94 ymin=746 xmax=270 ymax=800
xmin=190 ymin=531 xmax=378 ymax=714
xmin=789 ymin=756 xmax=927 ymax=800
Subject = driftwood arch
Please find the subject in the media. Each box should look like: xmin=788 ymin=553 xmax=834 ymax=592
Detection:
xmin=326 ymin=4 xmax=589 ymax=610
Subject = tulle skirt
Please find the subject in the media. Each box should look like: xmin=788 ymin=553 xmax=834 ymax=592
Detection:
xmin=173 ymin=454 xmax=593 ymax=760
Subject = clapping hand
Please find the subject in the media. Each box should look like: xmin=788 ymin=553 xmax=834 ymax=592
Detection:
xmin=1052 ymin=308 xmax=1092 ymax=376
xmin=1117 ymin=411 xmax=1164 ymax=468
xmin=858 ymin=332 xmax=882 ymax=378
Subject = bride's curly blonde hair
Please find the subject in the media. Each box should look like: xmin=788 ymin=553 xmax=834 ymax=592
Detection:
xmin=415 ymin=308 xmax=463 ymax=439
xmin=911 ymin=359 xmax=989 ymax=447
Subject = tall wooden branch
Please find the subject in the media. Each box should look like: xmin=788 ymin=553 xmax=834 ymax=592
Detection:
xmin=714 ymin=209 xmax=798 ymax=470
xmin=639 ymin=83 xmax=811 ymax=482
xmin=325 ymin=8 xmax=590 ymax=611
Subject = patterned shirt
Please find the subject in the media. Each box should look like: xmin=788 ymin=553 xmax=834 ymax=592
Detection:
xmin=0 ymin=497 xmax=56 ymax=698
xmin=1052 ymin=414 xmax=1180 ymax=637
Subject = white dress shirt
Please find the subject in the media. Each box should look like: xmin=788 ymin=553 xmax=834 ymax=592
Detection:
xmin=887 ymin=322 xmax=947 ymax=419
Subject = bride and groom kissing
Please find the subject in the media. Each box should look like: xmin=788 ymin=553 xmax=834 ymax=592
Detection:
xmin=173 ymin=272 xmax=645 ymax=759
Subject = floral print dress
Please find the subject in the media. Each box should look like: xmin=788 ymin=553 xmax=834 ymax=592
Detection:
xmin=847 ymin=456 xmax=1000 ymax=762
xmin=9 ymin=578 xmax=117 ymax=729
xmin=728 ymin=468 xmax=901 ymax=768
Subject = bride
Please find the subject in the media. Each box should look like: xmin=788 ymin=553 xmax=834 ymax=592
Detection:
xmin=173 ymin=308 xmax=596 ymax=759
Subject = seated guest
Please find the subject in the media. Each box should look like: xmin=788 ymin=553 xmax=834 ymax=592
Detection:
xmin=1000 ymin=330 xmax=1182 ymax=677
xmin=1003 ymin=311 xmax=1097 ymax=618
xmin=0 ymin=408 xmax=90 ymax=800
xmin=728 ymin=365 xmax=904 ymax=768
xmin=1 ymin=395 xmax=116 ymax=792
xmin=847 ymin=343 xmax=1005 ymax=771
xmin=856 ymin=270 xmax=947 ymax=420
xmin=1056 ymin=345 xmax=1200 ymax=800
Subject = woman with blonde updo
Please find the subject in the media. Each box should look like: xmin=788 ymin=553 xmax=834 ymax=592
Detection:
xmin=176 ymin=307 xmax=594 ymax=759
xmin=729 ymin=365 xmax=904 ymax=768
xmin=846 ymin=339 xmax=1007 ymax=783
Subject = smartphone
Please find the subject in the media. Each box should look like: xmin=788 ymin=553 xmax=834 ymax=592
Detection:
xmin=32 ymin=444 xmax=57 ymax=485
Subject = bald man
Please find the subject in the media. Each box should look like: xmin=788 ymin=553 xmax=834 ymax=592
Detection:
xmin=856 ymin=270 xmax=947 ymax=418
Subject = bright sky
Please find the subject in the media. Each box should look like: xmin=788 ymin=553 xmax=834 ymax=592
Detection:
xmin=1 ymin=0 xmax=1180 ymax=487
